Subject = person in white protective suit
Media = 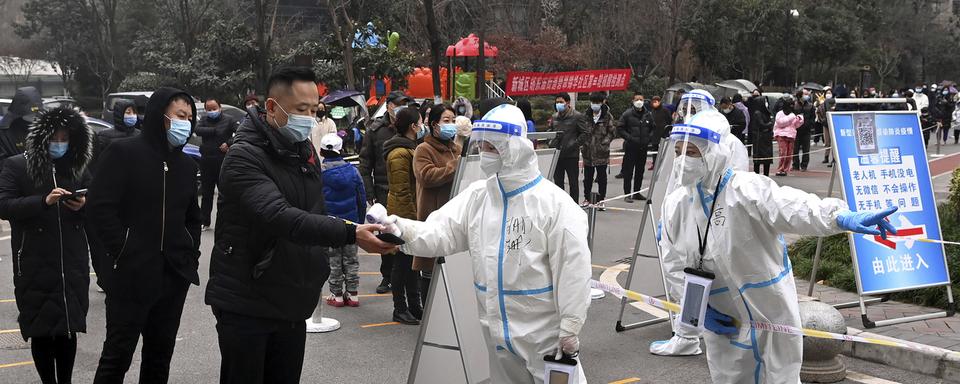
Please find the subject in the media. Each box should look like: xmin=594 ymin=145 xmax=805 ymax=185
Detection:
xmin=372 ymin=104 xmax=592 ymax=383
xmin=650 ymin=91 xmax=750 ymax=356
xmin=659 ymin=110 xmax=897 ymax=383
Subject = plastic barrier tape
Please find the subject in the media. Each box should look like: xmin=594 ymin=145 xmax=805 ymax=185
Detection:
xmin=590 ymin=279 xmax=960 ymax=357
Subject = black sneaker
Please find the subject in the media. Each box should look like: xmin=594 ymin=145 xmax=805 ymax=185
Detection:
xmin=637 ymin=194 xmax=647 ymax=201
xmin=393 ymin=310 xmax=420 ymax=325
xmin=614 ymin=173 xmax=624 ymax=179
xmin=376 ymin=278 xmax=391 ymax=294
xmin=821 ymin=159 xmax=829 ymax=164
xmin=624 ymin=197 xmax=634 ymax=203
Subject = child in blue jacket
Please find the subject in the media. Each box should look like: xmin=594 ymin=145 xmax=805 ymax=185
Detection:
xmin=319 ymin=133 xmax=366 ymax=307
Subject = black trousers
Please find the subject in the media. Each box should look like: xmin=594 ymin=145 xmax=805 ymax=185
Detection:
xmin=582 ymin=165 xmax=608 ymax=202
xmin=553 ymin=157 xmax=580 ymax=202
xmin=792 ymin=133 xmax=811 ymax=170
xmin=93 ymin=271 xmax=190 ymax=384
xmin=32 ymin=333 xmax=77 ymax=384
xmin=419 ymin=271 xmax=432 ymax=308
xmin=621 ymin=146 xmax=646 ymax=196
xmin=391 ymin=252 xmax=420 ymax=312
xmin=200 ymin=156 xmax=224 ymax=226
xmin=213 ymin=309 xmax=306 ymax=384
xmin=754 ymin=162 xmax=771 ymax=176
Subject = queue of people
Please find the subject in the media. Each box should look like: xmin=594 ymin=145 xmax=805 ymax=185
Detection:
xmin=0 ymin=70 xmax=944 ymax=384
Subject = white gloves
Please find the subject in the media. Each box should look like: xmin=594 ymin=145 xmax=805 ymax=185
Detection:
xmin=559 ymin=335 xmax=580 ymax=356
xmin=365 ymin=203 xmax=402 ymax=236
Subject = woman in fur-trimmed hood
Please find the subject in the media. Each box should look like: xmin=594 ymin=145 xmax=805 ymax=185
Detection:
xmin=0 ymin=106 xmax=92 ymax=384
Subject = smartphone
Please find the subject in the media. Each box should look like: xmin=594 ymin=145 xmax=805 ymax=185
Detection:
xmin=63 ymin=189 xmax=88 ymax=202
xmin=376 ymin=232 xmax=405 ymax=245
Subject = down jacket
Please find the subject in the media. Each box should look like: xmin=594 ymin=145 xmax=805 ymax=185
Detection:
xmin=205 ymin=106 xmax=357 ymax=321
xmin=0 ymin=107 xmax=93 ymax=340
xmin=384 ymin=135 xmax=419 ymax=220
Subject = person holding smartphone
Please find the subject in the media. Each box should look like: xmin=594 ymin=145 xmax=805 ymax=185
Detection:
xmin=0 ymin=107 xmax=93 ymax=384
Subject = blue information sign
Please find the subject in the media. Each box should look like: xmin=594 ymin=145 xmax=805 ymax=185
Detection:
xmin=829 ymin=111 xmax=951 ymax=295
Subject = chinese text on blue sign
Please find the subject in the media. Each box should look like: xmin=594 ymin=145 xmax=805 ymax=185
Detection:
xmin=829 ymin=111 xmax=950 ymax=295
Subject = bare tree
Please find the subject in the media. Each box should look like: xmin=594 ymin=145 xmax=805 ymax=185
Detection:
xmin=70 ymin=0 xmax=122 ymax=98
xmin=423 ymin=0 xmax=442 ymax=100
xmin=325 ymin=0 xmax=360 ymax=90
xmin=158 ymin=0 xmax=217 ymax=58
xmin=870 ymin=41 xmax=902 ymax=91
xmin=251 ymin=0 xmax=279 ymax=93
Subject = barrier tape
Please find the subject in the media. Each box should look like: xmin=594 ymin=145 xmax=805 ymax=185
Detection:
xmin=589 ymin=279 xmax=960 ymax=357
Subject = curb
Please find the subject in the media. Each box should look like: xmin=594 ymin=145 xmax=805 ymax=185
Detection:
xmin=842 ymin=327 xmax=960 ymax=383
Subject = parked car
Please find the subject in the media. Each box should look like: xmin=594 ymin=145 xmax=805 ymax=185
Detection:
xmin=1 ymin=97 xmax=78 ymax=118
xmin=102 ymin=91 xmax=152 ymax=120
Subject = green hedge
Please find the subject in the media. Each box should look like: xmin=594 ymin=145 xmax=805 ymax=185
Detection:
xmin=789 ymin=168 xmax=960 ymax=309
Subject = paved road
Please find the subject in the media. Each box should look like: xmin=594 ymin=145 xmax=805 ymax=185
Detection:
xmin=0 ymin=140 xmax=957 ymax=383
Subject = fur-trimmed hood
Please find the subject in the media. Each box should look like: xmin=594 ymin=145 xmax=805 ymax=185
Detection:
xmin=25 ymin=107 xmax=93 ymax=185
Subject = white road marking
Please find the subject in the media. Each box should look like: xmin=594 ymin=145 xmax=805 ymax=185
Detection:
xmin=599 ymin=263 xmax=669 ymax=318
xmin=846 ymin=370 xmax=900 ymax=384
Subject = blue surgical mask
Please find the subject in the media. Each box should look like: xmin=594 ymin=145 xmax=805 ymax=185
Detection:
xmin=272 ymin=100 xmax=314 ymax=143
xmin=556 ymin=103 xmax=566 ymax=113
xmin=207 ymin=110 xmax=221 ymax=120
xmin=49 ymin=141 xmax=68 ymax=159
xmin=416 ymin=124 xmax=428 ymax=140
xmin=802 ymin=95 xmax=811 ymax=102
xmin=123 ymin=115 xmax=137 ymax=127
xmin=165 ymin=115 xmax=192 ymax=147
xmin=590 ymin=103 xmax=601 ymax=112
xmin=438 ymin=123 xmax=457 ymax=140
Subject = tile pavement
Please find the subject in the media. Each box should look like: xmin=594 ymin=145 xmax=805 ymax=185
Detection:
xmin=795 ymin=279 xmax=960 ymax=351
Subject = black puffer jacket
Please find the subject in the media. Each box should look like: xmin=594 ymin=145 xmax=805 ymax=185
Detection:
xmin=549 ymin=109 xmax=589 ymax=159
xmin=357 ymin=114 xmax=395 ymax=202
xmin=618 ymin=106 xmax=655 ymax=149
xmin=0 ymin=107 xmax=93 ymax=340
xmin=86 ymin=87 xmax=202 ymax=302
xmin=0 ymin=87 xmax=42 ymax=163
xmin=90 ymin=99 xmax=140 ymax=175
xmin=195 ymin=113 xmax=238 ymax=158
xmin=205 ymin=107 xmax=357 ymax=322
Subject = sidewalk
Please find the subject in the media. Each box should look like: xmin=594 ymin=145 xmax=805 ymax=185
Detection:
xmin=795 ymin=278 xmax=960 ymax=382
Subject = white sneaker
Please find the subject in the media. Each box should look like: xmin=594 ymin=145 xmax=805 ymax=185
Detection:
xmin=649 ymin=335 xmax=703 ymax=356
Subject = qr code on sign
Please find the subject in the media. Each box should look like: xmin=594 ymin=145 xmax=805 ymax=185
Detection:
xmin=853 ymin=113 xmax=878 ymax=155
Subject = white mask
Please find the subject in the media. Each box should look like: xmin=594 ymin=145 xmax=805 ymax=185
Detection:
xmin=633 ymin=100 xmax=645 ymax=109
xmin=674 ymin=155 xmax=707 ymax=186
xmin=480 ymin=152 xmax=502 ymax=176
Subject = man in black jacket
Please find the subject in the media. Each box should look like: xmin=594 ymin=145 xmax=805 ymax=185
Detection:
xmin=205 ymin=66 xmax=395 ymax=384
xmin=792 ymin=92 xmax=816 ymax=171
xmin=720 ymin=97 xmax=747 ymax=143
xmin=548 ymin=93 xmax=588 ymax=202
xmin=618 ymin=96 xmax=655 ymax=202
xmin=195 ymin=98 xmax=238 ymax=230
xmin=87 ymin=87 xmax=203 ymax=383
xmin=358 ymin=90 xmax=409 ymax=294
xmin=648 ymin=96 xmax=672 ymax=169
xmin=0 ymin=86 xmax=43 ymax=167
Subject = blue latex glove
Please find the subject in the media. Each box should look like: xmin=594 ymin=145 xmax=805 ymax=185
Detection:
xmin=836 ymin=206 xmax=899 ymax=239
xmin=705 ymin=305 xmax=738 ymax=335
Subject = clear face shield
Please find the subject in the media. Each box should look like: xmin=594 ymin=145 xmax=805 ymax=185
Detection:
xmin=468 ymin=119 xmax=526 ymax=176
xmin=676 ymin=91 xmax=717 ymax=123
xmin=663 ymin=120 xmax=723 ymax=197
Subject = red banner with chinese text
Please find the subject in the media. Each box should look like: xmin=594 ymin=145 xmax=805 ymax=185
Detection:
xmin=504 ymin=69 xmax=632 ymax=96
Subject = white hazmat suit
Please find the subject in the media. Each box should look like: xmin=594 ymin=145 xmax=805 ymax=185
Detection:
xmin=652 ymin=93 xmax=750 ymax=356
xmin=660 ymin=110 xmax=856 ymax=383
xmin=389 ymin=105 xmax=592 ymax=383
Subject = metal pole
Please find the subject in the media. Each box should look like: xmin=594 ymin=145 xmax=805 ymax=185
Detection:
xmin=806 ymin=165 xmax=837 ymax=297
